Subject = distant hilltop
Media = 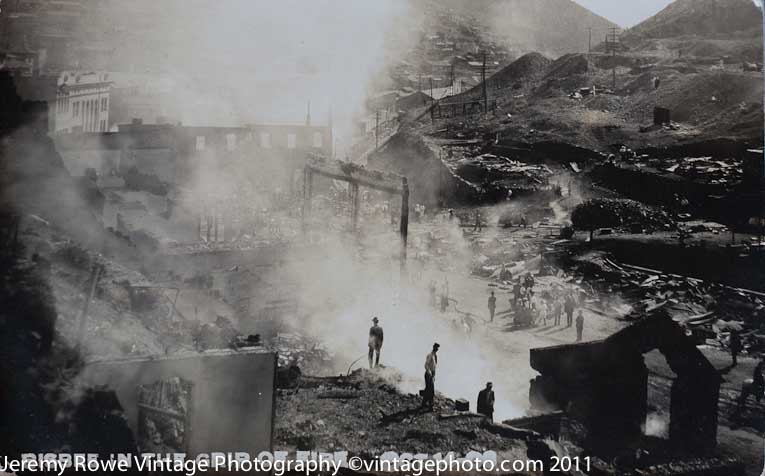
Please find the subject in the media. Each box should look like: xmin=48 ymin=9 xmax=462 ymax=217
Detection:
xmin=622 ymin=0 xmax=763 ymax=42
xmin=413 ymin=0 xmax=617 ymax=57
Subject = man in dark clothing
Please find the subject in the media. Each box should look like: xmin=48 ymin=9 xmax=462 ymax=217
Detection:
xmin=368 ymin=317 xmax=384 ymax=368
xmin=488 ymin=291 xmax=497 ymax=322
xmin=477 ymin=382 xmax=495 ymax=420
xmin=730 ymin=330 xmax=742 ymax=366
xmin=422 ymin=343 xmax=439 ymax=410
xmin=564 ymin=295 xmax=575 ymax=327
xmin=575 ymin=310 xmax=584 ymax=342
xmin=512 ymin=282 xmax=522 ymax=308
xmin=523 ymin=273 xmax=535 ymax=291
xmin=737 ymin=359 xmax=764 ymax=411
xmin=553 ymin=298 xmax=563 ymax=326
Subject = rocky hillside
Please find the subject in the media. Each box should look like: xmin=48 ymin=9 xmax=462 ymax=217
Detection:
xmin=623 ymin=0 xmax=762 ymax=41
xmin=443 ymin=53 xmax=553 ymax=104
xmin=417 ymin=0 xmax=617 ymax=57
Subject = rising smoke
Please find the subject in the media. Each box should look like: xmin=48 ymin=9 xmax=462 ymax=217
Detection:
xmin=265 ymin=214 xmax=534 ymax=420
xmin=88 ymin=0 xmax=419 ymax=151
xmin=37 ymin=0 xmax=543 ymax=422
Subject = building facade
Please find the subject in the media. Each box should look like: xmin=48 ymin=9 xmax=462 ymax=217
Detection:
xmin=53 ymin=71 xmax=110 ymax=133
xmin=54 ymin=121 xmax=333 ymax=182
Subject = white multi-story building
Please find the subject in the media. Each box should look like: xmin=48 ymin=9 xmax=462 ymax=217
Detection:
xmin=53 ymin=71 xmax=111 ymax=133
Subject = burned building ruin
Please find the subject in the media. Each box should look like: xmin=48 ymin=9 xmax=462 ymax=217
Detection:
xmin=80 ymin=349 xmax=277 ymax=456
xmin=529 ymin=314 xmax=721 ymax=455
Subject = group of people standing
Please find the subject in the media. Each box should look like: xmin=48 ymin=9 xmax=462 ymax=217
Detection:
xmin=490 ymin=281 xmax=586 ymax=341
xmin=539 ymin=290 xmax=586 ymax=341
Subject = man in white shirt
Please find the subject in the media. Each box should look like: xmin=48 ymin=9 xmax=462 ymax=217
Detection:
xmin=422 ymin=343 xmax=440 ymax=410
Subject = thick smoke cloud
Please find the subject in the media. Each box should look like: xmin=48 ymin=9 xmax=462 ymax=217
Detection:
xmin=90 ymin=0 xmax=417 ymax=150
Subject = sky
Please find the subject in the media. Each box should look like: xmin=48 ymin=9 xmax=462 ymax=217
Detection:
xmin=573 ymin=0 xmax=674 ymax=27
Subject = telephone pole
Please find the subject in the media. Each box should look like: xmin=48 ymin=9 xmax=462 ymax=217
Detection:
xmin=450 ymin=61 xmax=455 ymax=97
xmin=482 ymin=51 xmax=488 ymax=113
xmin=375 ymin=109 xmax=380 ymax=150
xmin=587 ymin=27 xmax=592 ymax=53
xmin=608 ymin=27 xmax=620 ymax=90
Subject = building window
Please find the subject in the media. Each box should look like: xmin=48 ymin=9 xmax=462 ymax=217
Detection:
xmin=101 ymin=97 xmax=108 ymax=112
xmin=260 ymin=132 xmax=271 ymax=149
xmin=287 ymin=133 xmax=297 ymax=149
xmin=100 ymin=120 xmax=106 ymax=132
xmin=226 ymin=133 xmax=236 ymax=152
xmin=195 ymin=136 xmax=206 ymax=151
xmin=312 ymin=131 xmax=323 ymax=148
xmin=73 ymin=101 xmax=79 ymax=117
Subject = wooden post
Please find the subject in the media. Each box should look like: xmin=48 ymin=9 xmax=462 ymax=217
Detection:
xmin=400 ymin=177 xmax=409 ymax=272
xmin=350 ymin=182 xmax=360 ymax=233
xmin=205 ymin=207 xmax=211 ymax=242
xmin=375 ymin=109 xmax=380 ymax=150
xmin=301 ymin=167 xmax=313 ymax=234
xmin=213 ymin=206 xmax=218 ymax=242
xmin=76 ymin=262 xmax=102 ymax=352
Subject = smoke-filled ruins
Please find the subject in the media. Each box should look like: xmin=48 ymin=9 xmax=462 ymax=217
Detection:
xmin=1 ymin=0 xmax=764 ymax=475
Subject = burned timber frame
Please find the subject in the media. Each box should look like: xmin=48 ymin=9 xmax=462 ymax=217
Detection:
xmin=302 ymin=154 xmax=409 ymax=266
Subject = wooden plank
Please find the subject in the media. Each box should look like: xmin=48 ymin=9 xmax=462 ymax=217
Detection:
xmin=137 ymin=402 xmax=186 ymax=420
xmin=306 ymin=155 xmax=404 ymax=195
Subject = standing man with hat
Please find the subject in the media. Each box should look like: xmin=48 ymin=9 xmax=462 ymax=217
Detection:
xmin=477 ymin=382 xmax=495 ymax=420
xmin=368 ymin=317 xmax=384 ymax=368
xmin=422 ymin=343 xmax=440 ymax=410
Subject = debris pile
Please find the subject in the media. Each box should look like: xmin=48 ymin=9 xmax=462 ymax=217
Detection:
xmin=471 ymin=237 xmax=539 ymax=279
xmin=453 ymin=154 xmax=553 ymax=190
xmin=571 ymin=198 xmax=674 ymax=233
xmin=570 ymin=253 xmax=765 ymax=353
xmin=274 ymin=368 xmax=535 ymax=458
xmin=269 ymin=333 xmax=335 ymax=375
xmin=618 ymin=155 xmax=745 ymax=185
xmin=164 ymin=221 xmax=300 ymax=254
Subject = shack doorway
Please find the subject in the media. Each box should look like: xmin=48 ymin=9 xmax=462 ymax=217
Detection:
xmin=644 ymin=349 xmax=672 ymax=439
